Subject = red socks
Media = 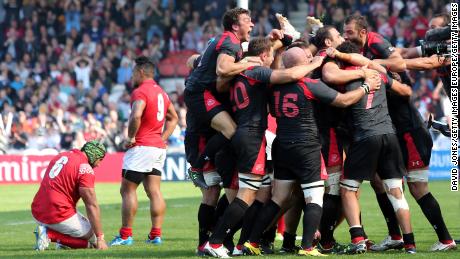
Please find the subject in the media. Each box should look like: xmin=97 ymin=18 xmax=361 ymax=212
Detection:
xmin=149 ymin=227 xmax=161 ymax=239
xmin=119 ymin=227 xmax=132 ymax=240
xmin=47 ymin=229 xmax=89 ymax=249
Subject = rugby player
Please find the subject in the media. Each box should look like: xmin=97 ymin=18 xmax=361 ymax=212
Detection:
xmin=242 ymin=46 xmax=381 ymax=257
xmin=110 ymin=56 xmax=178 ymax=246
xmin=31 ymin=140 xmax=107 ymax=250
xmin=204 ymin=37 xmax=324 ymax=258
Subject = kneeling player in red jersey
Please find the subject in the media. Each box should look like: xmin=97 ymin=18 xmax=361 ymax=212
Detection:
xmin=31 ymin=140 xmax=108 ymax=250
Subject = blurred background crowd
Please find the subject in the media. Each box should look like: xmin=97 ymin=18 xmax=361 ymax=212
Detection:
xmin=0 ymin=0 xmax=452 ymax=154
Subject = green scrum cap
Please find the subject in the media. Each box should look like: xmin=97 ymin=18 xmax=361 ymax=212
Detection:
xmin=81 ymin=140 xmax=106 ymax=166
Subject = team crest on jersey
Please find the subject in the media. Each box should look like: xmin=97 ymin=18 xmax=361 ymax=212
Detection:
xmin=207 ymin=99 xmax=216 ymax=107
xmin=79 ymin=163 xmax=94 ymax=175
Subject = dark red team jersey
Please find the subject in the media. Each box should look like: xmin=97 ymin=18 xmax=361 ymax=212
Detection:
xmin=230 ymin=66 xmax=272 ymax=133
xmin=270 ymin=78 xmax=338 ymax=143
xmin=131 ymin=79 xmax=171 ymax=148
xmin=362 ymin=31 xmax=425 ymax=133
xmin=186 ymin=31 xmax=243 ymax=93
xmin=31 ymin=149 xmax=95 ymax=224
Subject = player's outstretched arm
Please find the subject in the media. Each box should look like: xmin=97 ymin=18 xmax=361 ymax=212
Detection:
xmin=327 ymin=47 xmax=387 ymax=74
xmin=270 ymin=56 xmax=324 ymax=84
xmin=216 ymin=53 xmax=261 ymax=77
xmin=80 ymin=187 xmax=108 ymax=250
xmin=373 ymin=51 xmax=406 ymax=72
xmin=161 ymin=103 xmax=179 ymax=142
xmin=322 ymin=62 xmax=365 ymax=85
xmin=332 ymin=76 xmax=381 ymax=107
xmin=404 ymin=55 xmax=448 ymax=70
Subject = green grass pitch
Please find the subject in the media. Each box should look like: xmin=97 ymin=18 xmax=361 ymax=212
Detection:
xmin=0 ymin=181 xmax=458 ymax=258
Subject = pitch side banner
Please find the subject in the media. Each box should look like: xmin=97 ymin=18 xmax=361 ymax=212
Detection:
xmin=0 ymin=151 xmax=451 ymax=184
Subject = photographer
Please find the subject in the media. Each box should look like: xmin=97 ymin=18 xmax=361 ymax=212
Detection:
xmin=398 ymin=13 xmax=451 ymax=99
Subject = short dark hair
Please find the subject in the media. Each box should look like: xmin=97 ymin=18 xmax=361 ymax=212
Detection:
xmin=432 ymin=13 xmax=450 ymax=27
xmin=222 ymin=7 xmax=250 ymax=31
xmin=287 ymin=39 xmax=310 ymax=50
xmin=313 ymin=26 xmax=335 ymax=49
xmin=134 ymin=56 xmax=155 ymax=76
xmin=335 ymin=41 xmax=361 ymax=67
xmin=344 ymin=14 xmax=368 ymax=31
xmin=336 ymin=41 xmax=361 ymax=54
xmin=247 ymin=37 xmax=271 ymax=56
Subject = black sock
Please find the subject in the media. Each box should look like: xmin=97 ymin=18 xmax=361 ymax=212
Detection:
xmin=301 ymin=203 xmax=322 ymax=249
xmin=248 ymin=200 xmax=281 ymax=244
xmin=282 ymin=231 xmax=296 ymax=249
xmin=358 ymin=212 xmax=368 ymax=240
xmin=319 ymin=194 xmax=341 ymax=245
xmin=209 ymin=198 xmax=248 ymax=244
xmin=403 ymin=233 xmax=415 ymax=247
xmin=224 ymin=218 xmax=243 ymax=251
xmin=213 ymin=194 xmax=229 ymax=226
xmin=349 ymin=226 xmax=365 ymax=243
xmin=417 ymin=192 xmax=452 ymax=242
xmin=376 ymin=193 xmax=402 ymax=238
xmin=237 ymin=200 xmax=263 ymax=245
xmin=198 ymin=203 xmax=216 ymax=246
xmin=193 ymin=133 xmax=229 ymax=169
xmin=261 ymin=225 xmax=277 ymax=245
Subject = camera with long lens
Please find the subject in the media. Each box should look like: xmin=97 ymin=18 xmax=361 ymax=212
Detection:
xmin=420 ymin=25 xmax=451 ymax=57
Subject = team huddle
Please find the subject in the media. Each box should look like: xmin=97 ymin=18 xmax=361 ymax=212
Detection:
xmin=30 ymin=7 xmax=455 ymax=257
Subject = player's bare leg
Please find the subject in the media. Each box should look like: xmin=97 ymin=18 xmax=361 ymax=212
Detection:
xmin=120 ymin=178 xmax=139 ymax=237
xmin=382 ymin=178 xmax=416 ymax=253
xmin=370 ymin=175 xmax=404 ymax=251
xmin=407 ymin=167 xmax=456 ymax=251
xmin=143 ymin=174 xmax=166 ymax=244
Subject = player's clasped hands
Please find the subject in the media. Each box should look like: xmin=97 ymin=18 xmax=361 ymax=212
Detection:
xmin=363 ymin=68 xmax=382 ymax=91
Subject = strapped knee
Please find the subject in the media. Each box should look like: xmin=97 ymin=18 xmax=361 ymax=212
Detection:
xmin=383 ymin=178 xmax=409 ymax=212
xmin=238 ymin=173 xmax=263 ymax=191
xmin=340 ymin=179 xmax=361 ymax=192
xmin=406 ymin=169 xmax=429 ymax=183
xmin=325 ymin=172 xmax=341 ymax=195
xmin=204 ymin=171 xmax=222 ymax=186
xmin=301 ymin=181 xmax=325 ymax=207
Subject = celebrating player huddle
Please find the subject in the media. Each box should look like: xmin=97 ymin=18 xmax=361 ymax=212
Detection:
xmin=30 ymin=6 xmax=455 ymax=257
xmin=183 ymin=7 xmax=456 ymax=258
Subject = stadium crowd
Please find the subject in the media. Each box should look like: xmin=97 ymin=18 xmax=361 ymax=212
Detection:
xmin=0 ymin=0 xmax=452 ymax=155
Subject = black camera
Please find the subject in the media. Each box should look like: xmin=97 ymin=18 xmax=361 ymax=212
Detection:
xmin=420 ymin=25 xmax=451 ymax=57
xmin=420 ymin=40 xmax=451 ymax=57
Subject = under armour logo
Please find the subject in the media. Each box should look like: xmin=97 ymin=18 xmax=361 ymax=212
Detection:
xmin=226 ymin=229 xmax=231 ymax=234
xmin=204 ymin=156 xmax=210 ymax=161
xmin=207 ymin=99 xmax=215 ymax=106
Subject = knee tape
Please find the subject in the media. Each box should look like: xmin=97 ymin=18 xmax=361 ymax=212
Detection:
xmin=383 ymin=179 xmax=409 ymax=212
xmin=204 ymin=171 xmax=222 ymax=186
xmin=238 ymin=173 xmax=263 ymax=191
xmin=406 ymin=169 xmax=429 ymax=183
xmin=301 ymin=181 xmax=325 ymax=207
xmin=340 ymin=179 xmax=361 ymax=192
xmin=326 ymin=172 xmax=341 ymax=195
